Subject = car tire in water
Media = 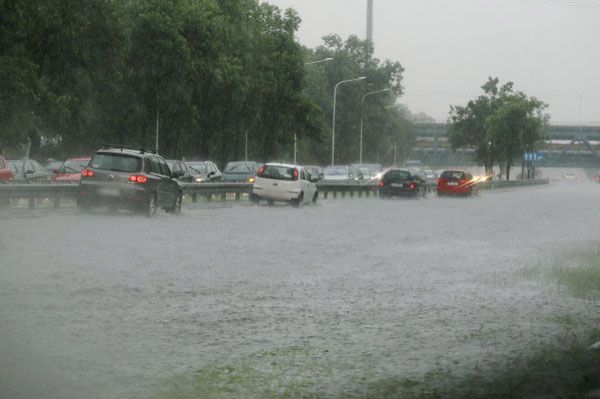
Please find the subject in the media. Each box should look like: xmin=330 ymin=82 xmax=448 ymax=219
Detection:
xmin=145 ymin=194 xmax=157 ymax=217
xmin=167 ymin=193 xmax=182 ymax=215
xmin=293 ymin=192 xmax=303 ymax=207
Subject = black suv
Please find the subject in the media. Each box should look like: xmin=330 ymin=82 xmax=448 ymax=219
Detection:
xmin=77 ymin=146 xmax=183 ymax=216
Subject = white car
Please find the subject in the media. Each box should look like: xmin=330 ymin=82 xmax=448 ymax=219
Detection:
xmin=252 ymin=163 xmax=318 ymax=206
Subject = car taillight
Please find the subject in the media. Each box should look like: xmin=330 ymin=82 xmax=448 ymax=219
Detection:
xmin=378 ymin=181 xmax=385 ymax=187
xmin=81 ymin=169 xmax=95 ymax=178
xmin=128 ymin=175 xmax=148 ymax=184
xmin=257 ymin=166 xmax=265 ymax=176
xmin=293 ymin=168 xmax=299 ymax=180
xmin=409 ymin=182 xmax=416 ymax=190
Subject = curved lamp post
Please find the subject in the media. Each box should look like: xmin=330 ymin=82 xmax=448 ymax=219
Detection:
xmin=359 ymin=88 xmax=390 ymax=164
xmin=331 ymin=76 xmax=367 ymax=166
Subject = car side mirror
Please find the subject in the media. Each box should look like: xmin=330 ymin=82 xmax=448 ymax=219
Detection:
xmin=208 ymin=171 xmax=216 ymax=177
xmin=172 ymin=170 xmax=184 ymax=179
xmin=310 ymin=176 xmax=319 ymax=183
xmin=52 ymin=169 xmax=59 ymax=174
xmin=25 ymin=169 xmax=34 ymax=175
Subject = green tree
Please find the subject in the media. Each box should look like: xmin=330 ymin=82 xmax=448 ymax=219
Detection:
xmin=449 ymin=77 xmax=546 ymax=179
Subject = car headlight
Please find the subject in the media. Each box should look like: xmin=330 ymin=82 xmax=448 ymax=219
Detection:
xmin=195 ymin=177 xmax=206 ymax=182
xmin=248 ymin=177 xmax=256 ymax=183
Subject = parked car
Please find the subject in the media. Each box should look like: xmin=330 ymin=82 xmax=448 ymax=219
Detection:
xmin=437 ymin=170 xmax=478 ymax=197
xmin=252 ymin=163 xmax=318 ymax=206
xmin=51 ymin=157 xmax=90 ymax=183
xmin=322 ymin=165 xmax=364 ymax=182
xmin=304 ymin=165 xmax=324 ymax=181
xmin=8 ymin=159 xmax=52 ymax=183
xmin=352 ymin=163 xmax=382 ymax=180
xmin=562 ymin=172 xmax=581 ymax=183
xmin=166 ymin=160 xmax=194 ymax=183
xmin=404 ymin=160 xmax=424 ymax=176
xmin=0 ymin=155 xmax=14 ymax=182
xmin=185 ymin=160 xmax=222 ymax=183
xmin=378 ymin=168 xmax=427 ymax=198
xmin=44 ymin=159 xmax=63 ymax=173
xmin=223 ymin=161 xmax=259 ymax=183
xmin=77 ymin=146 xmax=183 ymax=216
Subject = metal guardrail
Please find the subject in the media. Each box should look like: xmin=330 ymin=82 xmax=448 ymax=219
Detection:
xmin=0 ymin=178 xmax=550 ymax=211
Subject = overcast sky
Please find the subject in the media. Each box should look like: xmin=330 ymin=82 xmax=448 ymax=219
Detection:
xmin=266 ymin=0 xmax=600 ymax=124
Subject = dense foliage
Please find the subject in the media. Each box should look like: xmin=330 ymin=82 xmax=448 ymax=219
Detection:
xmin=449 ymin=77 xmax=547 ymax=179
xmin=0 ymin=0 xmax=413 ymax=167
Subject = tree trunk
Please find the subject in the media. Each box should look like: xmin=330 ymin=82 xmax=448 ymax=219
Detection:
xmin=505 ymin=161 xmax=512 ymax=181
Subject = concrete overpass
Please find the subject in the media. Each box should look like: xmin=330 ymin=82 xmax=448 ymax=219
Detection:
xmin=413 ymin=123 xmax=600 ymax=167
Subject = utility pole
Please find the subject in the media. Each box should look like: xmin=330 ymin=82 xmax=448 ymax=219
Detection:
xmin=366 ymin=0 xmax=374 ymax=44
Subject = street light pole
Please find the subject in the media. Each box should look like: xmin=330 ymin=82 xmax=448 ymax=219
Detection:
xmin=332 ymin=76 xmax=366 ymax=166
xmin=359 ymin=88 xmax=390 ymax=164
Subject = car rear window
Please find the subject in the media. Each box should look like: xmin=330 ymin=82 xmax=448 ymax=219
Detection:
xmin=259 ymin=165 xmax=297 ymax=181
xmin=441 ymin=171 xmax=466 ymax=180
xmin=90 ymin=153 xmax=141 ymax=173
xmin=385 ymin=170 xmax=411 ymax=180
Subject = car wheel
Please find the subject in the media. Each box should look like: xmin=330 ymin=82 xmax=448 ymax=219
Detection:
xmin=145 ymin=194 xmax=157 ymax=217
xmin=293 ymin=192 xmax=304 ymax=207
xmin=312 ymin=191 xmax=318 ymax=204
xmin=250 ymin=193 xmax=260 ymax=204
xmin=167 ymin=193 xmax=182 ymax=215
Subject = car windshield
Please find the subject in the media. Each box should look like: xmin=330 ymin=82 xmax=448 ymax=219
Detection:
xmin=90 ymin=153 xmax=141 ymax=173
xmin=441 ymin=171 xmax=466 ymax=180
xmin=323 ymin=166 xmax=348 ymax=176
xmin=58 ymin=159 xmax=89 ymax=173
xmin=225 ymin=163 xmax=253 ymax=174
xmin=187 ymin=163 xmax=207 ymax=174
xmin=9 ymin=160 xmax=24 ymax=173
xmin=259 ymin=165 xmax=296 ymax=181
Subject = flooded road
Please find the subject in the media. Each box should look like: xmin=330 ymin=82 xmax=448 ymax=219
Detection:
xmin=1 ymin=182 xmax=599 ymax=399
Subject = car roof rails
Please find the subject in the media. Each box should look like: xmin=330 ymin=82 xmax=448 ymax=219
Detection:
xmin=100 ymin=144 xmax=158 ymax=155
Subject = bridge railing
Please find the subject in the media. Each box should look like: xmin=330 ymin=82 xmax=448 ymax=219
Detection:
xmin=0 ymin=178 xmax=550 ymax=211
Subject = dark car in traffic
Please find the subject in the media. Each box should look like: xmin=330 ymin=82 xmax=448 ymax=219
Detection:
xmin=437 ymin=170 xmax=478 ymax=197
xmin=77 ymin=146 xmax=183 ymax=216
xmin=185 ymin=160 xmax=222 ymax=183
xmin=378 ymin=168 xmax=427 ymax=198
xmin=8 ymin=159 xmax=52 ymax=183
xmin=223 ymin=161 xmax=259 ymax=183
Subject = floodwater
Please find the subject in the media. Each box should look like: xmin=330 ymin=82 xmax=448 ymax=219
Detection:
xmin=0 ymin=180 xmax=599 ymax=399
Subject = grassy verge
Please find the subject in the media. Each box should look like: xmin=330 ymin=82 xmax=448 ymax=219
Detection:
xmin=146 ymin=245 xmax=600 ymax=399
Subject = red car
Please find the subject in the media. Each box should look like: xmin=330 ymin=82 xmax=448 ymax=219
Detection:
xmin=437 ymin=170 xmax=478 ymax=197
xmin=0 ymin=155 xmax=14 ymax=182
xmin=52 ymin=157 xmax=91 ymax=183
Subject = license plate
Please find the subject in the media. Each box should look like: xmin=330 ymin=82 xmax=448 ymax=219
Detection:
xmin=391 ymin=183 xmax=403 ymax=188
xmin=99 ymin=187 xmax=120 ymax=197
xmin=448 ymin=182 xmax=458 ymax=186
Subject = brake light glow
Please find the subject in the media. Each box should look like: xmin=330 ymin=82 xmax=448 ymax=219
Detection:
xmin=257 ymin=166 xmax=265 ymax=176
xmin=378 ymin=181 xmax=385 ymax=187
xmin=293 ymin=168 xmax=299 ymax=180
xmin=81 ymin=169 xmax=95 ymax=178
xmin=128 ymin=175 xmax=148 ymax=184
xmin=409 ymin=182 xmax=416 ymax=190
